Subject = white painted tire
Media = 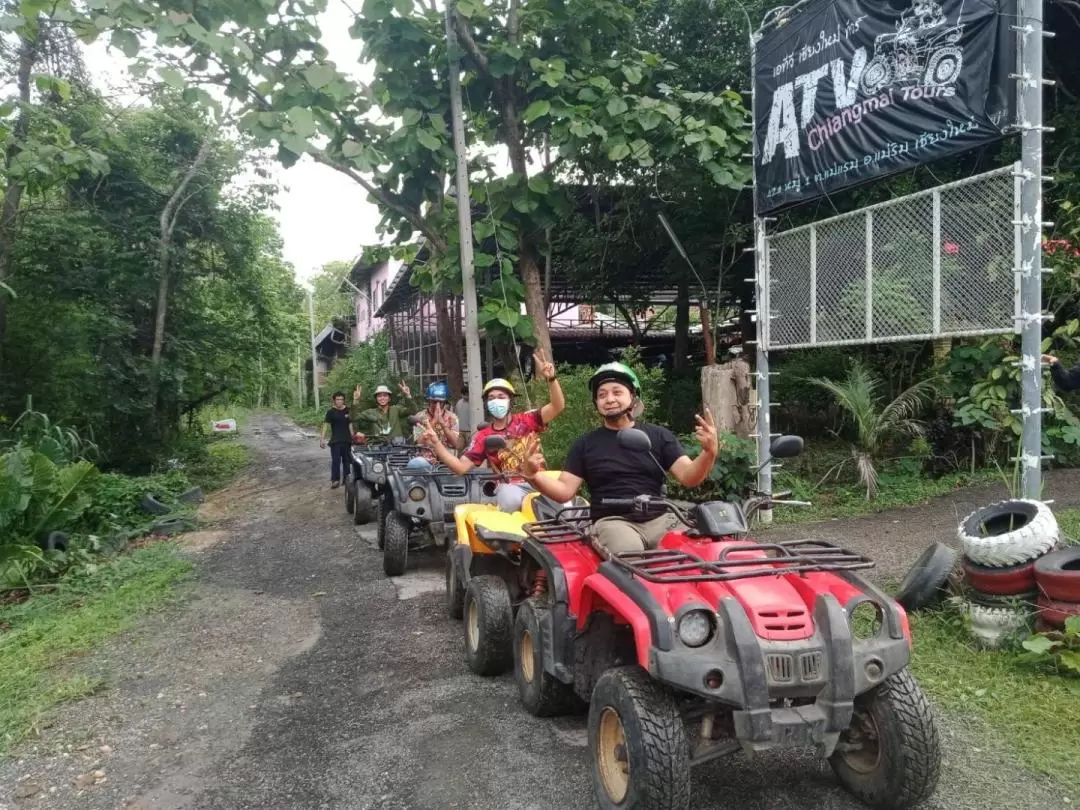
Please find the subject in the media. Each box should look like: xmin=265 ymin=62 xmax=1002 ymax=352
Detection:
xmin=957 ymin=499 xmax=1058 ymax=568
xmin=966 ymin=602 xmax=1030 ymax=649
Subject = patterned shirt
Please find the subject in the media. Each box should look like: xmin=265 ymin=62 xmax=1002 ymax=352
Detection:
xmin=464 ymin=410 xmax=546 ymax=478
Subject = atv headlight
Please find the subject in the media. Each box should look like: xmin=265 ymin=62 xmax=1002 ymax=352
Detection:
xmin=677 ymin=609 xmax=714 ymax=648
xmin=372 ymin=462 xmax=385 ymax=474
xmin=409 ymin=485 xmax=426 ymax=502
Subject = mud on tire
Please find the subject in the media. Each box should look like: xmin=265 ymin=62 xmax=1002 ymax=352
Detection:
xmin=588 ymin=666 xmax=690 ymax=810
xmin=830 ymin=668 xmax=941 ymax=810
xmin=958 ymin=499 xmax=1058 ymax=567
xmin=463 ymin=575 xmax=513 ymax=676
xmin=513 ymin=597 xmax=581 ymax=717
xmin=383 ymin=510 xmax=410 ymax=577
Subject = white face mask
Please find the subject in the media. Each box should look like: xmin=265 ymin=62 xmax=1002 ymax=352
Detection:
xmin=486 ymin=399 xmax=510 ymax=419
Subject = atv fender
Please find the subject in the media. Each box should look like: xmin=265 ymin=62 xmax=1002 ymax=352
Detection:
xmin=578 ymin=562 xmax=674 ymax=670
xmin=451 ymin=542 xmax=474 ymax=587
xmin=521 ymin=539 xmax=575 ymax=682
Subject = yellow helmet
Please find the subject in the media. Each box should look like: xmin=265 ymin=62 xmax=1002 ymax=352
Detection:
xmin=482 ymin=378 xmax=516 ymax=397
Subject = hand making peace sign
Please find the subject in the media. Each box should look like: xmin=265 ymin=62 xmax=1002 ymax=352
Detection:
xmin=534 ymin=349 xmax=556 ymax=382
xmin=353 ymin=384 xmax=363 ymax=403
xmin=694 ymin=408 xmax=720 ymax=456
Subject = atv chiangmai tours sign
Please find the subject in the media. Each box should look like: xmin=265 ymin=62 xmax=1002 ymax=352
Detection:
xmin=753 ymin=0 xmax=1014 ymax=213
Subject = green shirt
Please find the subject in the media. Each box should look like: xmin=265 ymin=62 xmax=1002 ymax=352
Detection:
xmin=350 ymin=404 xmax=411 ymax=441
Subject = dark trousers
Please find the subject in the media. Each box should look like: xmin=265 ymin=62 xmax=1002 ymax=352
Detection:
xmin=329 ymin=442 xmax=349 ymax=482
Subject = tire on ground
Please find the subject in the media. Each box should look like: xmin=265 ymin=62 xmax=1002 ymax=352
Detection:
xmin=446 ymin=549 xmax=464 ymax=620
xmin=966 ymin=601 xmax=1031 ymax=648
xmin=383 ymin=510 xmax=410 ymax=576
xmin=375 ymin=495 xmax=388 ymax=550
xmin=958 ymin=499 xmax=1058 ymax=567
xmin=1036 ymin=594 xmax=1080 ymax=629
xmin=967 ymin=588 xmax=1039 ymax=608
xmin=588 ymin=665 xmax=690 ymax=810
xmin=513 ymin=597 xmax=581 ymax=717
xmin=139 ymin=494 xmax=171 ymax=515
xmin=345 ymin=476 xmax=355 ymax=514
xmin=895 ymin=543 xmax=957 ymax=611
xmin=1034 ymin=548 xmax=1080 ymax=602
xmin=961 ymin=557 xmax=1037 ymax=595
xmin=463 ymin=575 xmax=513 ymax=676
xmin=829 ymin=668 xmax=942 ymax=810
xmin=354 ymin=481 xmax=373 ymax=525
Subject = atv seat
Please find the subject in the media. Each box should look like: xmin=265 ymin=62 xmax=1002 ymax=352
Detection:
xmin=531 ymin=494 xmax=588 ymax=522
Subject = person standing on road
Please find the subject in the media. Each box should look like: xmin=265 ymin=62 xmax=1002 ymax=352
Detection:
xmin=350 ymin=381 xmax=414 ymax=442
xmin=1042 ymin=353 xmax=1080 ymax=391
xmin=417 ymin=350 xmax=565 ymax=511
xmin=319 ymin=391 xmax=355 ymax=489
xmin=518 ymin=362 xmax=721 ymax=554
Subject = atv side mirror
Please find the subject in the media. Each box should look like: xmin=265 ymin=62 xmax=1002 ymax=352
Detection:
xmin=484 ymin=435 xmax=507 ymax=454
xmin=617 ymin=428 xmax=653 ymax=453
xmin=768 ymin=435 xmax=804 ymax=459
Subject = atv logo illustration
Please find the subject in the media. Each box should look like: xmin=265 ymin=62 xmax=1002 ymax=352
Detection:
xmin=763 ymin=0 xmax=964 ymax=164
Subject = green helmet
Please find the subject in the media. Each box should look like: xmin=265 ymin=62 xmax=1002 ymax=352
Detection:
xmin=589 ymin=362 xmax=641 ymax=399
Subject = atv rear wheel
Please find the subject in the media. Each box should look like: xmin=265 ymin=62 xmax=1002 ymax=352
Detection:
xmin=514 ymin=597 xmax=581 ymax=717
xmin=463 ymin=575 xmax=512 ymax=675
xmin=375 ymin=495 xmax=387 ymax=550
xmin=588 ymin=666 xmax=690 ymax=810
xmin=830 ymin=668 xmax=941 ymax=810
xmin=345 ymin=476 xmax=355 ymax=514
xmin=446 ymin=549 xmax=464 ymax=620
xmin=353 ymin=482 xmax=374 ymax=525
xmin=383 ymin=510 xmax=410 ymax=577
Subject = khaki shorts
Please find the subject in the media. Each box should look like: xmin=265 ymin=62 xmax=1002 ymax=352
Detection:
xmin=593 ymin=513 xmax=683 ymax=555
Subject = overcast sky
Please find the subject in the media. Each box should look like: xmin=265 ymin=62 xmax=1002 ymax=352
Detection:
xmin=82 ymin=2 xmax=384 ymax=284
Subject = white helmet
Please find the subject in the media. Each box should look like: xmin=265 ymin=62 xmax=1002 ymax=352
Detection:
xmin=374 ymin=385 xmax=393 ymax=396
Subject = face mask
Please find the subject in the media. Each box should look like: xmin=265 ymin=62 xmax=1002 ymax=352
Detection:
xmin=486 ymin=399 xmax=510 ymax=419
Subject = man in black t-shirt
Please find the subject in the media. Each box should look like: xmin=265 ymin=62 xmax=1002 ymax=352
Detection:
xmin=520 ymin=362 xmax=721 ymax=554
xmin=319 ymin=391 xmax=355 ymax=488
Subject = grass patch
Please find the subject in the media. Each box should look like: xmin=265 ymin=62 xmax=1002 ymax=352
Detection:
xmin=1056 ymin=508 xmax=1080 ymax=544
xmin=909 ymin=603 xmax=1080 ymax=793
xmin=766 ymin=467 xmax=1000 ymax=526
xmin=287 ymin=406 xmax=325 ymax=428
xmin=0 ymin=543 xmax=192 ymax=757
xmin=186 ymin=440 xmax=251 ymax=492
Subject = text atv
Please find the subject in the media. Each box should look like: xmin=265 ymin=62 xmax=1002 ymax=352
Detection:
xmin=513 ymin=431 xmax=941 ymax=810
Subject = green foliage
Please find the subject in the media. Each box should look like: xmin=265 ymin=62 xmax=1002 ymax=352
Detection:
xmin=323 ymin=332 xmax=393 ymax=403
xmin=0 ymin=406 xmax=99 ymax=465
xmin=0 ymin=541 xmax=192 ymax=757
xmin=1019 ymin=617 xmax=1080 ymax=681
xmin=807 ymin=360 xmax=937 ymax=498
xmin=668 ymin=431 xmax=756 ymax=501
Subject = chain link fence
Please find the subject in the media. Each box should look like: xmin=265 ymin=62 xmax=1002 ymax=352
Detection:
xmin=765 ymin=164 xmax=1019 ymax=350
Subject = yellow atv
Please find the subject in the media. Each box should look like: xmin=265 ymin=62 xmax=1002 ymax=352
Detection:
xmin=447 ymin=464 xmax=588 ymax=677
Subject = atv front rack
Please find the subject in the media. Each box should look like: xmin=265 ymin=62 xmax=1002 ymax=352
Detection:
xmin=610 ymin=539 xmax=875 ymax=583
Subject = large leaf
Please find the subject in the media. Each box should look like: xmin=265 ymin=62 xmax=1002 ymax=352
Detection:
xmin=287 ymin=107 xmax=316 ymax=138
xmin=522 ymin=100 xmax=551 ymax=124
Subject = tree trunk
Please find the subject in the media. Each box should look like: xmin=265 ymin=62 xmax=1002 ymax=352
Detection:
xmin=434 ymin=288 xmax=464 ymax=397
xmin=700 ymin=303 xmax=716 ymax=365
xmin=151 ymin=134 xmax=215 ymax=386
xmin=0 ymin=29 xmax=39 ymax=349
xmin=701 ymin=357 xmax=752 ymax=438
xmin=674 ymin=278 xmax=690 ymax=371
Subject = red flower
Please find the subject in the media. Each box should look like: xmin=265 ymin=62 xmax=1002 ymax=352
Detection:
xmin=943 ymin=241 xmax=960 ymax=255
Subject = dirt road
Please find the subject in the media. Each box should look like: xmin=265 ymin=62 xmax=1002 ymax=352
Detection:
xmin=2 ymin=414 xmax=1070 ymax=810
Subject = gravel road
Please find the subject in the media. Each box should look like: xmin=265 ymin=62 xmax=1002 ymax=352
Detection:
xmin=2 ymin=413 xmax=1072 ymax=810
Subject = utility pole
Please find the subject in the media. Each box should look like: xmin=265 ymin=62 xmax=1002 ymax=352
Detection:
xmin=1019 ymin=0 xmax=1047 ymax=499
xmin=307 ymin=287 xmax=320 ymax=411
xmin=445 ymin=1 xmax=486 ymax=430
xmin=297 ymin=345 xmax=304 ymax=407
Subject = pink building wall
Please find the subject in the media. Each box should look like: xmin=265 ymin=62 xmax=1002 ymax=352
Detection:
xmin=353 ymin=260 xmax=396 ymax=343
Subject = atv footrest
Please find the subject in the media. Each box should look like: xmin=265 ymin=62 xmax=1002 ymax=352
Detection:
xmin=611 ymin=540 xmax=875 ymax=582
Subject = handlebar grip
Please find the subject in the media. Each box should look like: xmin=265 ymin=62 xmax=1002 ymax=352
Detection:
xmin=599 ymin=498 xmax=636 ymax=507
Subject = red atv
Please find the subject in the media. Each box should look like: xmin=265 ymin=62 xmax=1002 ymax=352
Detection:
xmin=514 ymin=430 xmax=940 ymax=810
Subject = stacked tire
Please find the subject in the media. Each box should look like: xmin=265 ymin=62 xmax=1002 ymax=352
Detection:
xmin=958 ymin=499 xmax=1059 ymax=647
xmin=1034 ymin=548 xmax=1080 ymax=631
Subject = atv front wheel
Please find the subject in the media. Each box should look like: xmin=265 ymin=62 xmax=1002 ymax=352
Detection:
xmin=830 ymin=668 xmax=941 ymax=809
xmin=345 ymin=476 xmax=355 ymax=514
xmin=383 ymin=510 xmax=410 ymax=577
xmin=588 ymin=666 xmax=690 ymax=810
xmin=353 ymin=482 xmax=374 ymax=525
xmin=446 ymin=550 xmax=464 ymax=620
xmin=375 ymin=495 xmax=387 ymax=550
xmin=463 ymin=575 xmax=512 ymax=675
xmin=514 ymin=597 xmax=580 ymax=717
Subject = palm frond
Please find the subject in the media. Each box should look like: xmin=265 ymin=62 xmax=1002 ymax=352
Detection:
xmin=881 ymin=377 xmax=938 ymax=427
xmin=854 ymin=450 xmax=879 ymax=499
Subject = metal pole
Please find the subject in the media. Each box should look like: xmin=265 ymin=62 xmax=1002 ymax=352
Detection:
xmin=297 ymin=345 xmax=303 ymax=407
xmin=445 ymin=2 xmax=486 ymax=431
xmin=749 ymin=30 xmax=773 ymax=524
xmin=308 ymin=287 xmax=320 ymax=411
xmin=1019 ymin=0 xmax=1045 ymax=499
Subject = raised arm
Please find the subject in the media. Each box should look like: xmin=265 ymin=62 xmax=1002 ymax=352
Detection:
xmin=522 ymin=453 xmax=584 ymax=503
xmin=667 ymin=410 xmax=721 ymax=488
xmin=417 ymin=424 xmax=475 ymax=475
xmin=534 ymin=350 xmax=566 ymax=425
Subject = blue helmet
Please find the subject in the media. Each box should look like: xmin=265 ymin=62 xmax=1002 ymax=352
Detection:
xmin=425 ymin=381 xmax=449 ymax=402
